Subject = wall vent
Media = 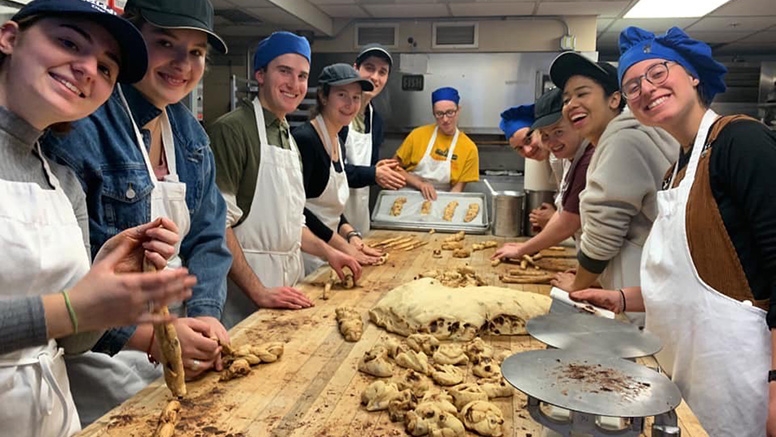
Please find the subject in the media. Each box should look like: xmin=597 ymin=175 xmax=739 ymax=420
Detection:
xmin=355 ymin=24 xmax=398 ymax=48
xmin=433 ymin=22 xmax=478 ymax=49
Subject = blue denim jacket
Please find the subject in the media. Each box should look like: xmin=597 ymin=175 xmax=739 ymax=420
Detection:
xmin=42 ymin=85 xmax=232 ymax=355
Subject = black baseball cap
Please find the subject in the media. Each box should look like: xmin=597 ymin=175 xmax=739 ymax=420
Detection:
xmin=126 ymin=0 xmax=228 ymax=54
xmin=319 ymin=63 xmax=374 ymax=91
xmin=355 ymin=43 xmax=393 ymax=69
xmin=13 ymin=0 xmax=148 ymax=84
xmin=549 ymin=51 xmax=619 ymax=94
xmin=531 ymin=87 xmax=564 ymax=130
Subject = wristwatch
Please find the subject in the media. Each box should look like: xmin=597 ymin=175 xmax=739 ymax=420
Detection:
xmin=769 ymin=370 xmax=776 ymax=382
xmin=346 ymin=231 xmax=363 ymax=242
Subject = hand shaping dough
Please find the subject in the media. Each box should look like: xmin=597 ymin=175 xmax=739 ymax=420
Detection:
xmin=369 ymin=278 xmax=551 ymax=341
xmin=395 ymin=349 xmax=431 ymax=375
xmin=449 ymin=383 xmax=489 ymax=410
xmin=361 ymin=380 xmax=401 ymax=411
xmin=432 ymin=343 xmax=468 ymax=366
xmin=220 ymin=358 xmax=251 ymax=381
xmin=430 ymin=363 xmax=464 ymax=386
xmin=358 ymin=346 xmax=393 ymax=377
xmin=335 ymin=307 xmax=363 ymax=342
xmin=406 ymin=402 xmax=466 ymax=437
xmin=464 ymin=203 xmax=479 ymax=223
xmin=461 ymin=400 xmax=505 ymax=437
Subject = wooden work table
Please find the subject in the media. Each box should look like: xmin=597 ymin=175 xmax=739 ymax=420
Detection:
xmin=77 ymin=230 xmax=707 ymax=437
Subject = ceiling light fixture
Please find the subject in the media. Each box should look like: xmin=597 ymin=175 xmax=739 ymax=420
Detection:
xmin=624 ymin=0 xmax=731 ymax=18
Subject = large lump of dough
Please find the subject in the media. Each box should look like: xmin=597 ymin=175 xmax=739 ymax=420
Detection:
xmin=369 ymin=278 xmax=551 ymax=341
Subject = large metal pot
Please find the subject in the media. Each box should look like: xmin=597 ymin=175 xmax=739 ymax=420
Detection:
xmin=491 ymin=190 xmax=524 ymax=237
xmin=523 ymin=190 xmax=556 ymax=236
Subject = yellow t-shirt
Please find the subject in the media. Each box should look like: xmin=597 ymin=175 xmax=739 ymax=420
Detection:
xmin=395 ymin=124 xmax=480 ymax=186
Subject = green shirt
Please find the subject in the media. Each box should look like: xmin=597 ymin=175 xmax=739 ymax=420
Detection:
xmin=207 ymin=98 xmax=298 ymax=226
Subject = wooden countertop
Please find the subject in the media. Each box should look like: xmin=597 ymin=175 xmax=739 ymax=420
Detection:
xmin=77 ymin=230 xmax=707 ymax=437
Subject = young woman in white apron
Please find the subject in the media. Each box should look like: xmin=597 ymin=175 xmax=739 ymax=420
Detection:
xmin=572 ymin=26 xmax=776 ymax=435
xmin=0 ymin=3 xmax=193 ymax=436
xmin=44 ymin=1 xmax=232 ymax=423
xmin=547 ymin=53 xmax=677 ymax=323
xmin=292 ymin=63 xmax=381 ymax=274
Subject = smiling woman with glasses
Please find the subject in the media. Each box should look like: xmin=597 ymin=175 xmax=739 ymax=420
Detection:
xmin=393 ymin=86 xmax=480 ymax=200
xmin=569 ymin=26 xmax=776 ymax=437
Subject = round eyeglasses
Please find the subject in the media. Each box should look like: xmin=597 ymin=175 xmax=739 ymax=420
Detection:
xmin=433 ymin=108 xmax=458 ymax=119
xmin=622 ymin=61 xmax=673 ymax=101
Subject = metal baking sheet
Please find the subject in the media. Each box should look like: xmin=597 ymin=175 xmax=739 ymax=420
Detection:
xmin=502 ymin=349 xmax=682 ymax=418
xmin=370 ymin=190 xmax=489 ymax=234
xmin=526 ymin=312 xmax=662 ymax=359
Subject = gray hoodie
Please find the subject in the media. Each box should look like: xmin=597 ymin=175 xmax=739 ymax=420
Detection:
xmin=578 ymin=110 xmax=679 ymax=267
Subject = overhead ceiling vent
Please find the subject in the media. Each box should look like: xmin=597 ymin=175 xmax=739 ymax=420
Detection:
xmin=215 ymin=9 xmax=261 ymax=24
xmin=433 ymin=22 xmax=478 ymax=49
xmin=355 ymin=23 xmax=398 ymax=48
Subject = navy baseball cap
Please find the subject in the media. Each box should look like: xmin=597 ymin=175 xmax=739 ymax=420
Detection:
xmin=126 ymin=0 xmax=228 ymax=54
xmin=550 ymin=52 xmax=619 ymax=95
xmin=355 ymin=43 xmax=393 ymax=69
xmin=13 ymin=0 xmax=148 ymax=84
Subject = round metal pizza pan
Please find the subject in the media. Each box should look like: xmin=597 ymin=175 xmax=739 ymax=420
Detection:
xmin=502 ymin=349 xmax=682 ymax=418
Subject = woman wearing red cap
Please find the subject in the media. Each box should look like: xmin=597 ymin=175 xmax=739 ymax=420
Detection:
xmin=0 ymin=1 xmax=195 ymax=435
xmin=573 ymin=27 xmax=776 ymax=436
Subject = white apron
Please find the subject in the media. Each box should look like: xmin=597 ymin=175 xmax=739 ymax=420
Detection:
xmin=303 ymin=115 xmax=350 ymax=274
xmin=221 ymin=98 xmax=306 ymax=329
xmin=0 ymin=144 xmax=88 ymax=437
xmin=342 ymin=106 xmax=374 ymax=233
xmin=410 ymin=126 xmax=460 ymax=191
xmin=641 ymin=110 xmax=770 ymax=436
xmin=65 ymin=88 xmax=192 ymax=426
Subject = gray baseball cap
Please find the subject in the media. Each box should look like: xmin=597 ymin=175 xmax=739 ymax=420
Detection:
xmin=318 ymin=64 xmax=374 ymax=91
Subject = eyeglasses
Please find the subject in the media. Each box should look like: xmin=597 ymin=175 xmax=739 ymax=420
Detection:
xmin=622 ymin=61 xmax=673 ymax=101
xmin=433 ymin=109 xmax=458 ymax=119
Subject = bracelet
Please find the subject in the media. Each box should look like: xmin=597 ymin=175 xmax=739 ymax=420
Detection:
xmin=618 ymin=289 xmax=627 ymax=313
xmin=147 ymin=328 xmax=158 ymax=365
xmin=61 ymin=290 xmax=78 ymax=334
xmin=346 ymin=230 xmax=362 ymax=242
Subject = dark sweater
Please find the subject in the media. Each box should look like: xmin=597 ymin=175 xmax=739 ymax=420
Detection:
xmin=292 ymin=121 xmax=350 ymax=243
xmin=674 ymin=119 xmax=776 ymax=327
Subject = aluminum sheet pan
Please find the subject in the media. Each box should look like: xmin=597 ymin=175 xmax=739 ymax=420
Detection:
xmin=371 ymin=190 xmax=489 ymax=234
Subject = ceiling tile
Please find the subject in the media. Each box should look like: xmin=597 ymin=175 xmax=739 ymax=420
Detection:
xmin=245 ymin=7 xmax=310 ymax=27
xmin=682 ymin=30 xmax=755 ymax=43
xmin=711 ymin=0 xmax=776 ymax=17
xmin=605 ymin=17 xmax=698 ymax=33
xmin=363 ymin=3 xmax=450 ymax=18
xmin=449 ymin=2 xmax=535 ymax=16
xmin=317 ymin=4 xmax=369 ymax=17
xmin=537 ymin=1 xmax=629 ymax=17
xmin=686 ymin=16 xmax=776 ymax=33
xmin=736 ymin=30 xmax=776 ymax=43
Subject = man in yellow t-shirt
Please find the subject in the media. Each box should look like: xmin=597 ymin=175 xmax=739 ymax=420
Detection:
xmin=394 ymin=87 xmax=479 ymax=200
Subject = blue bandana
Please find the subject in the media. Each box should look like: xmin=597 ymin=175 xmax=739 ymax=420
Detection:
xmin=431 ymin=87 xmax=460 ymax=105
xmin=499 ymin=104 xmax=535 ymax=139
xmin=618 ymin=26 xmax=727 ymax=104
xmin=253 ymin=31 xmax=311 ymax=72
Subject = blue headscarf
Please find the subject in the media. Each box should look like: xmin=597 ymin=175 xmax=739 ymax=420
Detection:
xmin=431 ymin=87 xmax=460 ymax=105
xmin=618 ymin=26 xmax=727 ymax=104
xmin=499 ymin=104 xmax=535 ymax=139
xmin=253 ymin=31 xmax=311 ymax=72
